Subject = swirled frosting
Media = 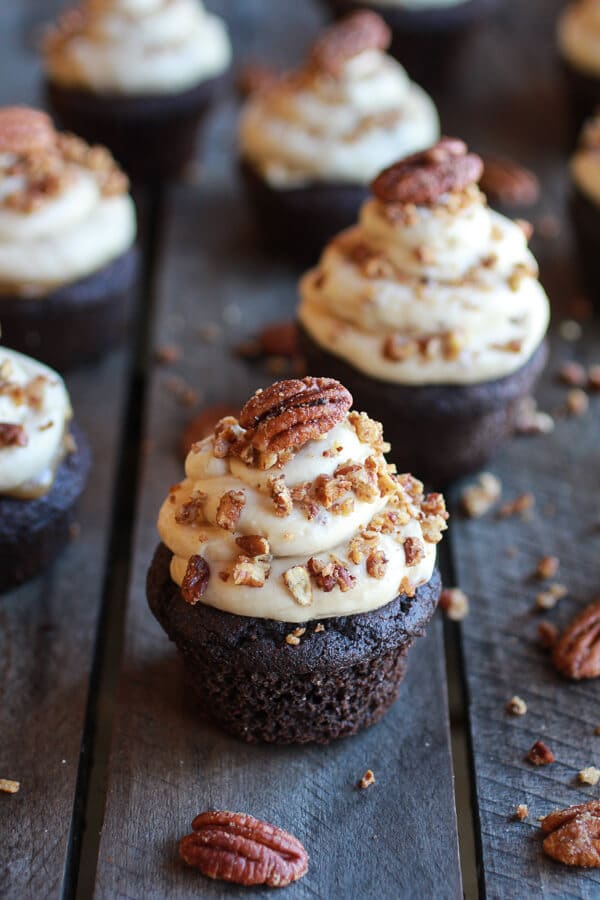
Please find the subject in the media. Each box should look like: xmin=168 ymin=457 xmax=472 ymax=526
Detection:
xmin=558 ymin=1 xmax=600 ymax=77
xmin=158 ymin=406 xmax=447 ymax=622
xmin=0 ymin=117 xmax=136 ymax=296
xmin=239 ymin=49 xmax=439 ymax=188
xmin=0 ymin=347 xmax=72 ymax=497
xmin=298 ymin=184 xmax=550 ymax=385
xmin=571 ymin=113 xmax=600 ymax=205
xmin=43 ymin=0 xmax=232 ymax=95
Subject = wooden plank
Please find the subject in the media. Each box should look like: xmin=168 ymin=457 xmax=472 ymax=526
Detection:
xmin=94 ymin=4 xmax=462 ymax=895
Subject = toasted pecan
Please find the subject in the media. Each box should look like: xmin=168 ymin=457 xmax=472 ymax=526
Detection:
xmin=542 ymin=802 xmax=600 ymax=867
xmin=371 ymin=138 xmax=483 ymax=206
xmin=0 ymin=423 xmax=28 ymax=447
xmin=181 ymin=555 xmax=210 ymax=605
xmin=0 ymin=107 xmax=54 ymax=154
xmin=553 ymin=599 xmax=600 ymax=679
xmin=309 ymin=11 xmax=391 ymax=76
xmin=239 ymin=377 xmax=352 ymax=454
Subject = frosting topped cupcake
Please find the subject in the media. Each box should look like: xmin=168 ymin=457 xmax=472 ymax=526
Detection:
xmin=571 ymin=112 xmax=600 ymax=204
xmin=299 ymin=138 xmax=550 ymax=385
xmin=239 ymin=11 xmax=439 ymax=188
xmin=0 ymin=106 xmax=136 ymax=296
xmin=558 ymin=0 xmax=600 ymax=77
xmin=0 ymin=346 xmax=72 ymax=498
xmin=43 ymin=0 xmax=232 ymax=95
xmin=158 ymin=377 xmax=447 ymax=622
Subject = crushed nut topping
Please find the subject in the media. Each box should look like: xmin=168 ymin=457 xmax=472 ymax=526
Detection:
xmin=307 ymin=556 xmax=356 ymax=593
xmin=506 ymin=696 xmax=527 ymax=716
xmin=175 ymin=490 xmax=207 ymax=525
xmin=535 ymin=555 xmax=559 ymax=580
xmin=535 ymin=583 xmax=567 ymax=611
xmin=269 ymin=475 xmax=293 ymax=517
xmin=285 ymin=627 xmax=306 ymax=646
xmin=461 ymin=472 xmax=502 ymax=518
xmin=527 ymin=741 xmax=555 ymax=766
xmin=514 ymin=804 xmax=529 ymax=822
xmin=232 ymin=554 xmax=271 ymax=588
xmin=0 ymin=779 xmax=20 ymax=794
xmin=235 ymin=535 xmax=270 ymax=556
xmin=282 ymin=565 xmax=313 ymax=606
xmin=0 ymin=423 xmax=28 ymax=447
xmin=440 ymin=588 xmax=469 ymax=621
xmin=403 ymin=536 xmax=425 ymax=567
xmin=348 ymin=410 xmax=389 ymax=453
xmin=497 ymin=492 xmax=535 ymax=519
xmin=565 ymin=388 xmax=589 ymax=417
xmin=359 ymin=769 xmax=376 ymax=789
xmin=579 ymin=767 xmax=600 ymax=786
xmin=366 ymin=549 xmax=387 ymax=579
xmin=216 ymin=490 xmax=246 ymax=531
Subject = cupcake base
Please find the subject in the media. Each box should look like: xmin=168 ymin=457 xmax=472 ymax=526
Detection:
xmin=561 ymin=60 xmax=600 ymax=144
xmin=321 ymin=0 xmax=498 ymax=90
xmin=300 ymin=326 xmax=548 ymax=485
xmin=0 ymin=422 xmax=91 ymax=594
xmin=571 ymin=186 xmax=600 ymax=307
xmin=0 ymin=247 xmax=138 ymax=371
xmin=147 ymin=542 xmax=441 ymax=745
xmin=240 ymin=159 xmax=369 ymax=265
xmin=46 ymin=74 xmax=227 ymax=181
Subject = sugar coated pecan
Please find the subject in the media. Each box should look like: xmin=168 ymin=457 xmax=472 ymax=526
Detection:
xmin=479 ymin=156 xmax=539 ymax=207
xmin=179 ymin=810 xmax=309 ymax=887
xmin=553 ymin=599 xmax=600 ymax=679
xmin=181 ymin=555 xmax=210 ymax=605
xmin=541 ymin=802 xmax=600 ymax=867
xmin=309 ymin=11 xmax=390 ymax=76
xmin=0 ymin=423 xmax=28 ymax=447
xmin=239 ymin=378 xmax=352 ymax=454
xmin=371 ymin=138 xmax=483 ymax=206
xmin=0 ymin=107 xmax=54 ymax=154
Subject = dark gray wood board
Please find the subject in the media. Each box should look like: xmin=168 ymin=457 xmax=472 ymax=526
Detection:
xmin=0 ymin=3 xmax=133 ymax=898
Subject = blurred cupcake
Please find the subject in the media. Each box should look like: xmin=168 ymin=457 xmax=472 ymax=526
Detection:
xmin=570 ymin=112 xmax=600 ymax=306
xmin=148 ymin=377 xmax=447 ymax=744
xmin=298 ymin=139 xmax=550 ymax=484
xmin=0 ymin=106 xmax=137 ymax=370
xmin=43 ymin=0 xmax=232 ymax=180
xmin=322 ymin=0 xmax=499 ymax=90
xmin=558 ymin=0 xmax=600 ymax=137
xmin=0 ymin=345 xmax=91 ymax=593
xmin=239 ymin=11 xmax=439 ymax=263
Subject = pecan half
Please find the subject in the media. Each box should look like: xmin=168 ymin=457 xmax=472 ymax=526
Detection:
xmin=0 ymin=106 xmax=54 ymax=154
xmin=309 ymin=11 xmax=390 ymax=76
xmin=239 ymin=378 xmax=352 ymax=454
xmin=0 ymin=423 xmax=28 ymax=447
xmin=479 ymin=156 xmax=539 ymax=207
xmin=541 ymin=802 xmax=600 ymax=867
xmin=553 ymin=599 xmax=600 ymax=679
xmin=371 ymin=138 xmax=483 ymax=206
xmin=181 ymin=555 xmax=210 ymax=605
xmin=179 ymin=810 xmax=309 ymax=887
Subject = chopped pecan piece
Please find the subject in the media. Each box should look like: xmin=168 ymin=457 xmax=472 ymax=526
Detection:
xmin=461 ymin=472 xmax=501 ymax=518
xmin=179 ymin=810 xmax=309 ymax=887
xmin=383 ymin=334 xmax=419 ymax=362
xmin=213 ymin=416 xmax=240 ymax=459
xmin=347 ymin=410 xmax=388 ymax=452
xmin=565 ymin=388 xmax=589 ymax=417
xmin=182 ymin=405 xmax=238 ymax=458
xmin=282 ymin=565 xmax=313 ymax=606
xmin=269 ymin=475 xmax=293 ymax=517
xmin=359 ymin=769 xmax=376 ymax=789
xmin=440 ymin=588 xmax=469 ymax=621
xmin=309 ymin=11 xmax=390 ymax=76
xmin=527 ymin=740 xmax=555 ymax=766
xmin=307 ymin=556 xmax=356 ymax=593
xmin=403 ymin=537 xmax=425 ymax=566
xmin=366 ymin=549 xmax=387 ymax=579
xmin=232 ymin=555 xmax=270 ymax=587
xmin=514 ymin=804 xmax=529 ymax=822
xmin=497 ymin=492 xmax=535 ymax=519
xmin=216 ymin=490 xmax=245 ymax=531
xmin=175 ymin=491 xmax=207 ymax=525
xmin=541 ymin=802 xmax=600 ymax=867
xmin=506 ymin=696 xmax=527 ymax=716
xmin=579 ymin=767 xmax=600 ymax=786
xmin=0 ymin=423 xmax=28 ymax=447
xmin=235 ymin=535 xmax=270 ymax=556
xmin=553 ymin=599 xmax=600 ymax=679
xmin=0 ymin=779 xmax=20 ymax=794
xmin=535 ymin=555 xmax=559 ymax=580
xmin=181 ymin=555 xmax=210 ymax=605
xmin=285 ymin=627 xmax=306 ymax=646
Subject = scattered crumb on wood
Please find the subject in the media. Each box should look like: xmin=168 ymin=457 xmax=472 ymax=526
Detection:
xmin=359 ymin=770 xmax=376 ymax=789
xmin=0 ymin=779 xmax=20 ymax=794
xmin=506 ymin=696 xmax=527 ymax=716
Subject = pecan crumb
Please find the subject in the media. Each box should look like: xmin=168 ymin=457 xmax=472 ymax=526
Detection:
xmin=506 ymin=695 xmax=527 ymax=716
xmin=497 ymin=492 xmax=535 ymax=519
xmin=285 ymin=627 xmax=306 ymax=646
xmin=578 ymin=767 xmax=600 ymax=786
xmin=216 ymin=490 xmax=245 ymax=531
xmin=514 ymin=396 xmax=554 ymax=435
xmin=514 ymin=804 xmax=529 ymax=821
xmin=232 ymin=555 xmax=270 ymax=588
xmin=565 ymin=388 xmax=589 ymax=417
xmin=538 ymin=621 xmax=558 ymax=650
xmin=154 ymin=344 xmax=182 ymax=365
xmin=535 ymin=583 xmax=567 ymax=611
xmin=235 ymin=535 xmax=270 ymax=557
xmin=536 ymin=555 xmax=559 ymax=580
xmin=527 ymin=741 xmax=555 ymax=766
xmin=0 ymin=423 xmax=28 ymax=447
xmin=359 ymin=769 xmax=376 ymax=789
xmin=440 ymin=587 xmax=469 ymax=621
xmin=314 ymin=622 xmax=325 ymax=633
xmin=0 ymin=779 xmax=20 ymax=794
xmin=282 ymin=565 xmax=313 ymax=607
xmin=461 ymin=472 xmax=502 ymax=518
xmin=559 ymin=361 xmax=586 ymax=387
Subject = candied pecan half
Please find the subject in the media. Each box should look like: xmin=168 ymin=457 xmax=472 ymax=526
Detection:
xmin=541 ymin=802 xmax=600 ymax=867
xmin=239 ymin=378 xmax=352 ymax=454
xmin=181 ymin=555 xmax=210 ymax=605
xmin=371 ymin=138 xmax=483 ymax=206
xmin=0 ymin=106 xmax=54 ymax=154
xmin=553 ymin=599 xmax=600 ymax=679
xmin=0 ymin=423 xmax=28 ymax=447
xmin=180 ymin=810 xmax=309 ymax=887
xmin=309 ymin=11 xmax=390 ymax=76
xmin=479 ymin=156 xmax=539 ymax=207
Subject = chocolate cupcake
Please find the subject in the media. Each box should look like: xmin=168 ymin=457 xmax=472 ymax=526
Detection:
xmin=570 ymin=113 xmax=600 ymax=306
xmin=321 ymin=0 xmax=499 ymax=91
xmin=298 ymin=139 xmax=550 ymax=484
xmin=0 ymin=106 xmax=137 ymax=370
xmin=148 ymin=377 xmax=447 ymax=744
xmin=239 ymin=11 xmax=439 ymax=263
xmin=0 ymin=346 xmax=91 ymax=593
xmin=42 ymin=0 xmax=231 ymax=180
xmin=558 ymin=0 xmax=600 ymax=138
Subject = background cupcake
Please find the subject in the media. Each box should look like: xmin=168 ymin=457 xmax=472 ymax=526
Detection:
xmin=298 ymin=139 xmax=550 ymax=484
xmin=0 ymin=345 xmax=91 ymax=592
xmin=321 ymin=0 xmax=499 ymax=90
xmin=570 ymin=112 xmax=600 ymax=306
xmin=43 ymin=0 xmax=232 ymax=180
xmin=557 ymin=0 xmax=600 ymax=138
xmin=239 ymin=11 xmax=439 ymax=263
xmin=0 ymin=106 xmax=137 ymax=370
xmin=148 ymin=377 xmax=447 ymax=744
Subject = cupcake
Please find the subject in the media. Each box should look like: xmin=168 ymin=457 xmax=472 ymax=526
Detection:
xmin=148 ymin=376 xmax=447 ymax=744
xmin=0 ymin=345 xmax=91 ymax=593
xmin=298 ymin=139 xmax=550 ymax=484
xmin=0 ymin=106 xmax=137 ymax=370
xmin=570 ymin=112 xmax=600 ymax=305
xmin=558 ymin=0 xmax=600 ymax=137
xmin=43 ymin=0 xmax=232 ymax=180
xmin=239 ymin=11 xmax=439 ymax=263
xmin=321 ymin=0 xmax=499 ymax=90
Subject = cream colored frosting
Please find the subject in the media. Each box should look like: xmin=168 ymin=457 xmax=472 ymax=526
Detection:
xmin=239 ymin=49 xmax=439 ymax=187
xmin=0 ymin=347 xmax=72 ymax=496
xmin=158 ymin=414 xmax=446 ymax=622
xmin=0 ymin=151 xmax=136 ymax=296
xmin=558 ymin=1 xmax=600 ymax=77
xmin=571 ymin=114 xmax=600 ymax=205
xmin=298 ymin=187 xmax=550 ymax=385
xmin=44 ymin=0 xmax=232 ymax=95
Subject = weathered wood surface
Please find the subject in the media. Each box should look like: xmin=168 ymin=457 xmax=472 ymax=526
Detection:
xmin=0 ymin=4 xmax=134 ymax=898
